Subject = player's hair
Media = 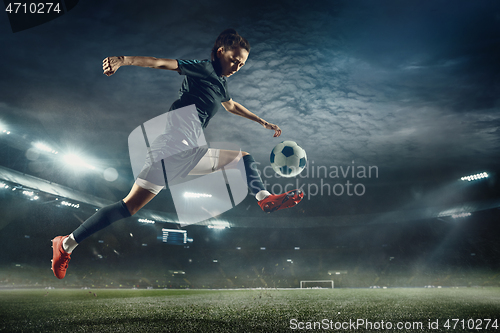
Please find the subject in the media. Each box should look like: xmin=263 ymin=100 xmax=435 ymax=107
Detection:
xmin=211 ymin=29 xmax=250 ymax=61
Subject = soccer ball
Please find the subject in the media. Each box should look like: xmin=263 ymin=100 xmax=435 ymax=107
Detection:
xmin=270 ymin=141 xmax=307 ymax=177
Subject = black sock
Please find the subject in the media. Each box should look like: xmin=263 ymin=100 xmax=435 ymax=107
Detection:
xmin=243 ymin=155 xmax=265 ymax=195
xmin=72 ymin=200 xmax=131 ymax=243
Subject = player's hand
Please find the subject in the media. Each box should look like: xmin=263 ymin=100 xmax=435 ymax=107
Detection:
xmin=262 ymin=121 xmax=282 ymax=137
xmin=103 ymin=56 xmax=124 ymax=76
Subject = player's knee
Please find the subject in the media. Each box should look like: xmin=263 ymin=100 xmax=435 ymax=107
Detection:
xmin=122 ymin=198 xmax=147 ymax=216
xmin=122 ymin=201 xmax=139 ymax=216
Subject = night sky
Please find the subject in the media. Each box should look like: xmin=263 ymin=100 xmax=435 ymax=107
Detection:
xmin=1 ymin=0 xmax=499 ymax=225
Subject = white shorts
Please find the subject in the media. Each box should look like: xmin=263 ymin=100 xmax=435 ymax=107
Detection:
xmin=135 ymin=148 xmax=221 ymax=195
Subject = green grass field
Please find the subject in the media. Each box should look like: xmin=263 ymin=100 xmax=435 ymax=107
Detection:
xmin=0 ymin=288 xmax=499 ymax=332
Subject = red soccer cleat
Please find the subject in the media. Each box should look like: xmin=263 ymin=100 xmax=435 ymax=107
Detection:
xmin=51 ymin=236 xmax=71 ymax=279
xmin=258 ymin=189 xmax=304 ymax=213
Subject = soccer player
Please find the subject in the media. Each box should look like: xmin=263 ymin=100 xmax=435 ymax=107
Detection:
xmin=51 ymin=29 xmax=304 ymax=279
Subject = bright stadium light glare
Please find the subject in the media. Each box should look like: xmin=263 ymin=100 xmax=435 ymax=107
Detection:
xmin=63 ymin=153 xmax=96 ymax=170
xmin=103 ymin=167 xmax=119 ymax=182
xmin=138 ymin=218 xmax=155 ymax=224
xmin=183 ymin=192 xmax=212 ymax=198
xmin=0 ymin=121 xmax=10 ymax=135
xmin=452 ymin=212 xmax=471 ymax=218
xmin=61 ymin=201 xmax=80 ymax=209
xmin=33 ymin=142 xmax=58 ymax=155
xmin=207 ymin=220 xmax=230 ymax=229
xmin=208 ymin=225 xmax=226 ymax=229
xmin=461 ymin=172 xmax=488 ymax=182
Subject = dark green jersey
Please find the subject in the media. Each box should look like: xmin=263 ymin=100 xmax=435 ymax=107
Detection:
xmin=174 ymin=59 xmax=231 ymax=129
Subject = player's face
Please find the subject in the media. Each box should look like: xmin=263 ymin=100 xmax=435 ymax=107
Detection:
xmin=217 ymin=46 xmax=249 ymax=77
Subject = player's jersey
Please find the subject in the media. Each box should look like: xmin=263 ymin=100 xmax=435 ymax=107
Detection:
xmin=137 ymin=60 xmax=229 ymax=185
xmin=173 ymin=59 xmax=231 ymax=129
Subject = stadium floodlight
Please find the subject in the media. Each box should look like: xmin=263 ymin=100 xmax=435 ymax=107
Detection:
xmin=208 ymin=225 xmax=226 ymax=229
xmin=0 ymin=121 xmax=10 ymax=135
xmin=61 ymin=201 xmax=80 ymax=209
xmin=207 ymin=220 xmax=230 ymax=229
xmin=32 ymin=142 xmax=58 ymax=155
xmin=461 ymin=172 xmax=488 ymax=182
xmin=63 ymin=153 xmax=96 ymax=170
xmin=452 ymin=212 xmax=471 ymax=218
xmin=183 ymin=192 xmax=212 ymax=198
xmin=138 ymin=218 xmax=155 ymax=224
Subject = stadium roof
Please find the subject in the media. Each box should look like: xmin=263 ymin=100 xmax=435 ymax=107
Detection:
xmin=0 ymin=165 xmax=178 ymax=224
xmin=2 ymin=164 xmax=499 ymax=228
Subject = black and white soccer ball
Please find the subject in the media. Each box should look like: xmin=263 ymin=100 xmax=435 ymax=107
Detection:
xmin=270 ymin=141 xmax=307 ymax=177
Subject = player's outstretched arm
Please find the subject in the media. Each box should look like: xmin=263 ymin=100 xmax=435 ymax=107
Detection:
xmin=222 ymin=99 xmax=282 ymax=137
xmin=103 ymin=56 xmax=180 ymax=76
